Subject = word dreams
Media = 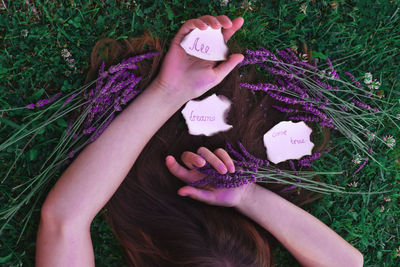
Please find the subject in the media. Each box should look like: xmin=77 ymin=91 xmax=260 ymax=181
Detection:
xmin=189 ymin=110 xmax=215 ymax=122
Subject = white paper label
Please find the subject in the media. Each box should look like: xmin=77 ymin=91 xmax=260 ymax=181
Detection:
xmin=180 ymin=26 xmax=229 ymax=61
xmin=181 ymin=94 xmax=232 ymax=136
xmin=263 ymin=121 xmax=314 ymax=164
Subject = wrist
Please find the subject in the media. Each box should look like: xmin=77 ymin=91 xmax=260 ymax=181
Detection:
xmin=234 ymin=183 xmax=262 ymax=210
xmin=150 ymin=77 xmax=190 ymax=107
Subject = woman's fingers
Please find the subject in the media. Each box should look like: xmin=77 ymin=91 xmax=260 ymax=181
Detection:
xmin=214 ymin=148 xmax=235 ymax=173
xmin=178 ymin=186 xmax=217 ymax=205
xmin=193 ymin=19 xmax=208 ymax=30
xmin=165 ymin=155 xmax=203 ymax=183
xmin=172 ymin=15 xmax=242 ymax=46
xmin=222 ymin=17 xmax=244 ymax=43
xmin=197 ymin=147 xmax=229 ymax=174
xmin=181 ymin=151 xmax=206 ymax=169
xmin=198 ymin=15 xmax=222 ymax=29
xmin=216 ymin=15 xmax=233 ymax=29
xmin=171 ymin=19 xmax=206 ymax=45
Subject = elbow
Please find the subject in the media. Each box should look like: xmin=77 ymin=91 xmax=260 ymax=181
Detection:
xmin=40 ymin=198 xmax=73 ymax=229
xmin=40 ymin=197 xmax=91 ymax=230
xmin=343 ymin=249 xmax=363 ymax=267
xmin=354 ymin=251 xmax=364 ymax=267
xmin=40 ymin=199 xmax=62 ymax=228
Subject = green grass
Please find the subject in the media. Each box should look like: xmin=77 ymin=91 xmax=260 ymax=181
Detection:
xmin=1 ymin=0 xmax=399 ymax=266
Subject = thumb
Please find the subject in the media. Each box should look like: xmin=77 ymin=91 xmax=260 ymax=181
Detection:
xmin=178 ymin=186 xmax=216 ymax=205
xmin=213 ymin=54 xmax=244 ymax=80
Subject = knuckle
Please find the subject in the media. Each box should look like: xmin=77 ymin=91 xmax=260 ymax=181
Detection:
xmin=197 ymin=146 xmax=207 ymax=154
xmin=181 ymin=151 xmax=189 ymax=161
xmin=184 ymin=19 xmax=196 ymax=27
xmin=217 ymin=15 xmax=229 ymax=21
xmin=214 ymin=148 xmax=225 ymax=154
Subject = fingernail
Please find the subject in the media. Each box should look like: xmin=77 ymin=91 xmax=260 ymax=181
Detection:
xmin=197 ymin=158 xmax=205 ymax=166
xmin=228 ymin=163 xmax=235 ymax=173
xmin=218 ymin=163 xmax=227 ymax=173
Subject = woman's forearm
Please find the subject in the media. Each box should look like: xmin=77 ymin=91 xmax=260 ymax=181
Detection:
xmin=41 ymin=80 xmax=184 ymax=225
xmin=235 ymin=184 xmax=363 ymax=267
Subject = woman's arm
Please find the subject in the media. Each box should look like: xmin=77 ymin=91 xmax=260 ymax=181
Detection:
xmin=36 ymin=15 xmax=244 ymax=267
xmin=167 ymin=149 xmax=364 ymax=267
xmin=37 ymin=81 xmax=183 ymax=266
xmin=235 ymin=184 xmax=364 ymax=267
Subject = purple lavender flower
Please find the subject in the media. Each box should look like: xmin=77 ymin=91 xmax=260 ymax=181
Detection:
xmin=62 ymin=117 xmax=75 ymax=141
xmin=289 ymin=115 xmax=321 ymax=122
xmin=272 ymin=105 xmax=299 ymax=114
xmin=345 ymin=72 xmax=363 ymax=89
xmin=83 ymin=126 xmax=96 ymax=135
xmin=35 ymin=99 xmax=49 ymax=107
xmin=68 ymin=150 xmax=75 ymax=158
xmin=353 ymin=158 xmax=369 ymax=175
xmin=89 ymin=113 xmax=115 ymax=142
xmin=280 ymin=184 xmax=297 ymax=192
xmin=261 ymin=65 xmax=295 ymax=80
xmin=80 ymin=52 xmax=158 ymax=140
xmin=289 ymin=160 xmax=296 ymax=171
xmin=188 ymin=141 xmax=272 ymax=189
xmin=319 ymin=122 xmax=338 ymax=130
xmin=226 ymin=141 xmax=246 ymax=161
xmin=62 ymin=93 xmax=77 ymax=107
xmin=326 ymin=57 xmax=340 ymax=79
xmin=298 ymin=152 xmax=322 ymax=167
xmin=27 ymin=92 xmax=63 ymax=109
xmin=302 ymin=103 xmax=330 ymax=122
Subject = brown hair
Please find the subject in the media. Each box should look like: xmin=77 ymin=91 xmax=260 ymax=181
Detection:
xmin=87 ymin=31 xmax=328 ymax=266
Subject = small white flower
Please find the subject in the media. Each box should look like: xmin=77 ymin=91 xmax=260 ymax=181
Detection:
xmin=366 ymin=130 xmax=375 ymax=141
xmin=352 ymin=154 xmax=362 ymax=165
xmin=61 ymin=48 xmax=71 ymax=58
xmin=380 ymin=205 xmax=385 ymax=212
xmin=347 ymin=181 xmax=358 ymax=187
xmin=384 ymin=196 xmax=391 ymax=202
xmin=318 ymin=69 xmax=326 ymax=78
xmin=300 ymin=4 xmax=307 ymax=14
xmin=383 ymin=135 xmax=396 ymax=148
xmin=21 ymin=29 xmax=29 ymax=37
xmin=240 ymin=0 xmax=253 ymax=10
xmin=368 ymin=79 xmax=381 ymax=90
xmin=299 ymin=53 xmax=308 ymax=62
xmin=364 ymin=72 xmax=373 ymax=84
xmin=328 ymin=71 xmax=339 ymax=80
xmin=66 ymin=58 xmax=75 ymax=64
xmin=220 ymin=0 xmax=229 ymax=6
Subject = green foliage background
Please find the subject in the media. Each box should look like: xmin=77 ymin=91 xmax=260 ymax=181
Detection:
xmin=0 ymin=0 xmax=399 ymax=266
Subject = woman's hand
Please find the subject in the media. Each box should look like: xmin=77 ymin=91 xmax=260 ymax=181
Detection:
xmin=165 ymin=147 xmax=256 ymax=208
xmin=154 ymin=15 xmax=244 ymax=103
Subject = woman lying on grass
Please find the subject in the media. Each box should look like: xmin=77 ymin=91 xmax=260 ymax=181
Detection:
xmin=36 ymin=15 xmax=363 ymax=266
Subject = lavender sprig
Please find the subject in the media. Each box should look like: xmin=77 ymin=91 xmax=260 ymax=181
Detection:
xmin=26 ymin=92 xmax=63 ymax=109
xmin=238 ymin=47 xmax=396 ymax=166
xmin=187 ymin=142 xmax=347 ymax=194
